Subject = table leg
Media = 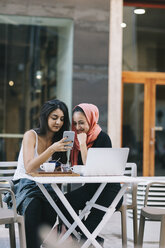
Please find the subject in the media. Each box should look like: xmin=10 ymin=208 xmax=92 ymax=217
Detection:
xmin=36 ymin=183 xmax=80 ymax=242
xmin=51 ymin=183 xmax=106 ymax=248
xmin=82 ymin=183 xmax=129 ymax=248
xmin=38 ymin=182 xmax=128 ymax=248
xmin=52 ymin=183 xmax=107 ymax=245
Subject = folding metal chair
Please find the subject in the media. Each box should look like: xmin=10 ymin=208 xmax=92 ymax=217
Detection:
xmin=138 ymin=181 xmax=165 ymax=248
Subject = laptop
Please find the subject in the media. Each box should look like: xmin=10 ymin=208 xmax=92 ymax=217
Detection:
xmin=83 ymin=147 xmax=129 ymax=176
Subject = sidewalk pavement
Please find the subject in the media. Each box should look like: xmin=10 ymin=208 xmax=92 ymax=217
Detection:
xmin=0 ymin=212 xmax=159 ymax=248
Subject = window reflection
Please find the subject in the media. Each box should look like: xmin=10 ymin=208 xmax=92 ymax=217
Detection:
xmin=123 ymin=7 xmax=165 ymax=72
xmin=0 ymin=15 xmax=73 ymax=160
xmin=122 ymin=83 xmax=144 ymax=175
xmin=155 ymin=85 xmax=165 ymax=175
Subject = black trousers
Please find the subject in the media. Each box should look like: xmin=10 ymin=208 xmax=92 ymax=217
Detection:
xmin=56 ymin=183 xmax=123 ymax=235
xmin=24 ymin=197 xmax=57 ymax=248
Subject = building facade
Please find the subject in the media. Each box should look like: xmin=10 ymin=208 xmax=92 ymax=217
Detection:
xmin=0 ymin=0 xmax=165 ymax=176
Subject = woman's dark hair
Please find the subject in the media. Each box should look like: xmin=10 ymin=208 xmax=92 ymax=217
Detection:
xmin=72 ymin=106 xmax=85 ymax=115
xmin=35 ymin=99 xmax=70 ymax=163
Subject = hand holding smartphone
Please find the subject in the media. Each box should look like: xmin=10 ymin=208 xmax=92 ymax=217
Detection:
xmin=63 ymin=131 xmax=75 ymax=148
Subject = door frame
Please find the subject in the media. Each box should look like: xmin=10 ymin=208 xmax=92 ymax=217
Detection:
xmin=122 ymin=71 xmax=165 ymax=176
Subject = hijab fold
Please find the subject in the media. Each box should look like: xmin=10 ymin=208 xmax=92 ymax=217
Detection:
xmin=71 ymin=103 xmax=102 ymax=165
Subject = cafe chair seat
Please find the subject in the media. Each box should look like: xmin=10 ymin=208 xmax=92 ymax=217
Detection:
xmin=141 ymin=206 xmax=165 ymax=219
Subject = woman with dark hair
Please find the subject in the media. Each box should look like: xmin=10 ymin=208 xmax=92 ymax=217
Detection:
xmin=57 ymin=103 xmax=123 ymax=246
xmin=12 ymin=99 xmax=71 ymax=248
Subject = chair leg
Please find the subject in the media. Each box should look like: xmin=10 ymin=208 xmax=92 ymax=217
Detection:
xmin=159 ymin=216 xmax=165 ymax=248
xmin=9 ymin=223 xmax=16 ymax=248
xmin=137 ymin=214 xmax=145 ymax=248
xmin=0 ymin=194 xmax=3 ymax=207
xmin=121 ymin=205 xmax=127 ymax=248
xmin=18 ymin=218 xmax=27 ymax=248
xmin=133 ymin=205 xmax=138 ymax=246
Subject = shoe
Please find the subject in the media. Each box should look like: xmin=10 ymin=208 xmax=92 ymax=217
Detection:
xmin=96 ymin=236 xmax=104 ymax=246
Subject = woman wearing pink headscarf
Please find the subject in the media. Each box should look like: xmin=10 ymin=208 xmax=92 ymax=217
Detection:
xmin=57 ymin=103 xmax=122 ymax=245
xmin=71 ymin=103 xmax=104 ymax=166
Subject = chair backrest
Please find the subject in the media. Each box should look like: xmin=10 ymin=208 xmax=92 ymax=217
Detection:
xmin=0 ymin=186 xmax=17 ymax=217
xmin=124 ymin=163 xmax=137 ymax=177
xmin=122 ymin=163 xmax=137 ymax=206
xmin=0 ymin=162 xmax=17 ymax=187
xmin=144 ymin=181 xmax=165 ymax=208
xmin=0 ymin=162 xmax=17 ymax=207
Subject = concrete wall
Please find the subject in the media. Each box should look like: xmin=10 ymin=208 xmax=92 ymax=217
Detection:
xmin=0 ymin=0 xmax=110 ymax=131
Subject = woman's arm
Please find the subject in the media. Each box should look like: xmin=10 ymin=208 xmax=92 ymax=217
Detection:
xmin=77 ymin=131 xmax=112 ymax=165
xmin=77 ymin=133 xmax=88 ymax=165
xmin=23 ymin=130 xmax=71 ymax=173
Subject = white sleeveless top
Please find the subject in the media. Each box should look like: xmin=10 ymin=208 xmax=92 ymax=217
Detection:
xmin=13 ymin=130 xmax=51 ymax=180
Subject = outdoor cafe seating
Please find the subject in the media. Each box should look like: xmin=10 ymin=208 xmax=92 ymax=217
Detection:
xmin=1 ymin=160 xmax=165 ymax=248
xmin=138 ymin=181 xmax=165 ymax=248
xmin=0 ymin=181 xmax=26 ymax=248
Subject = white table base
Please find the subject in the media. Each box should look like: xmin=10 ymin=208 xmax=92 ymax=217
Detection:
xmin=37 ymin=181 xmax=129 ymax=248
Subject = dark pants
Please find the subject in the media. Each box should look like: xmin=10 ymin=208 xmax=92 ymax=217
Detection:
xmin=24 ymin=197 xmax=57 ymax=248
xmin=56 ymin=183 xmax=123 ymax=235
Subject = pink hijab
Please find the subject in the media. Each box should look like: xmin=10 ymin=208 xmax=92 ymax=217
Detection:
xmin=71 ymin=103 xmax=102 ymax=165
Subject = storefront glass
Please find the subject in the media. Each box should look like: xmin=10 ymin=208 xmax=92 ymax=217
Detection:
xmin=0 ymin=15 xmax=73 ymax=160
xmin=123 ymin=7 xmax=165 ymax=72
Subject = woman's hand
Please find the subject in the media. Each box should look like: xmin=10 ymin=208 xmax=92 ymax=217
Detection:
xmin=24 ymin=132 xmax=72 ymax=173
xmin=77 ymin=133 xmax=87 ymax=146
xmin=50 ymin=137 xmax=72 ymax=152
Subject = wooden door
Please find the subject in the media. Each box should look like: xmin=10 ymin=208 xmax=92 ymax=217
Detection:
xmin=122 ymin=71 xmax=165 ymax=176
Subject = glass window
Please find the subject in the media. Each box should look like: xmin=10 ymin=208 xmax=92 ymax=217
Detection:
xmin=122 ymin=83 xmax=144 ymax=175
xmin=0 ymin=15 xmax=73 ymax=160
xmin=155 ymin=85 xmax=165 ymax=175
xmin=123 ymin=7 xmax=165 ymax=72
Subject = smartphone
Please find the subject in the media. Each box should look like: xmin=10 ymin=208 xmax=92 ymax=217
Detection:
xmin=63 ymin=131 xmax=75 ymax=147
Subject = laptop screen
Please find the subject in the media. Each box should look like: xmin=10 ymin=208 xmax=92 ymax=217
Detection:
xmin=84 ymin=148 xmax=129 ymax=176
